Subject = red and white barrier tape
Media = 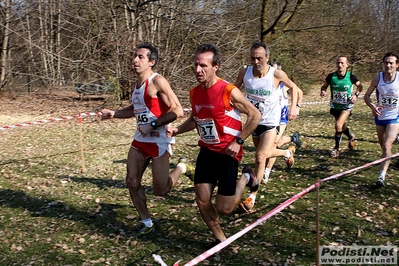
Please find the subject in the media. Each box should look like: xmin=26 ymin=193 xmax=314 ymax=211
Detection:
xmin=182 ymin=100 xmax=328 ymax=113
xmin=172 ymin=152 xmax=399 ymax=266
xmin=0 ymin=99 xmax=330 ymax=131
xmin=298 ymin=100 xmax=329 ymax=105
xmin=0 ymin=112 xmax=102 ymax=130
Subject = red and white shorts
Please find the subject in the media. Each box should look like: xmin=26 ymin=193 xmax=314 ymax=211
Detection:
xmin=131 ymin=139 xmax=173 ymax=159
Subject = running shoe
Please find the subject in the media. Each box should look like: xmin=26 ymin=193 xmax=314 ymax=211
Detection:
xmin=177 ymin=157 xmax=195 ymax=181
xmin=242 ymin=165 xmax=258 ymax=192
xmin=291 ymin=132 xmax=302 ymax=148
xmin=285 ymin=146 xmax=296 ymax=168
xmin=262 ymin=173 xmax=269 ymax=184
xmin=330 ymin=149 xmax=339 ymax=158
xmin=240 ymin=197 xmax=254 ymax=213
xmin=137 ymin=224 xmax=155 ymax=236
xmin=348 ymin=134 xmax=355 ymax=150
xmin=376 ymin=175 xmax=385 ymax=187
xmin=394 ymin=135 xmax=399 ymax=144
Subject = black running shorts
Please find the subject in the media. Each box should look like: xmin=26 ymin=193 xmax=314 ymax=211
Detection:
xmin=329 ymin=108 xmax=352 ymax=119
xmin=194 ymin=147 xmax=239 ymax=196
xmin=251 ymin=124 xmax=278 ymax=138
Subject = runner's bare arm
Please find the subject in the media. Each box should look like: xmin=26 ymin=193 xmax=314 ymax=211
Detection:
xmin=101 ymin=105 xmax=134 ymax=119
xmin=275 ymin=69 xmax=298 ymax=120
xmin=230 ymin=87 xmax=261 ymax=140
xmin=151 ymin=75 xmax=184 ymax=127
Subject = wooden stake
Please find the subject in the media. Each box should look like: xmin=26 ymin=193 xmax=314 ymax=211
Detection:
xmin=78 ymin=115 xmax=86 ymax=173
xmin=316 ymin=178 xmax=320 ymax=266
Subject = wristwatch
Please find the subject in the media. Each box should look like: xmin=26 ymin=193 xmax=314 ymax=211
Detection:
xmin=150 ymin=121 xmax=157 ymax=130
xmin=236 ymin=137 xmax=244 ymax=145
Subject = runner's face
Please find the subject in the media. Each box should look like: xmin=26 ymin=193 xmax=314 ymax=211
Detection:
xmin=193 ymin=51 xmax=218 ymax=84
xmin=250 ymin=47 xmax=269 ymax=71
xmin=133 ymin=48 xmax=154 ymax=74
xmin=383 ymin=56 xmax=398 ymax=74
xmin=336 ymin=57 xmax=348 ymax=73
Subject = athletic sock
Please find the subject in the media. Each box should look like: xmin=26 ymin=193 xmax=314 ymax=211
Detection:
xmin=142 ymin=218 xmax=153 ymax=227
xmin=248 ymin=194 xmax=256 ymax=204
xmin=176 ymin=163 xmax=187 ymax=174
xmin=343 ymin=128 xmax=351 ymax=138
xmin=285 ymin=150 xmax=291 ymax=158
xmin=334 ymin=132 xmax=343 ymax=150
xmin=264 ymin=168 xmax=271 ymax=178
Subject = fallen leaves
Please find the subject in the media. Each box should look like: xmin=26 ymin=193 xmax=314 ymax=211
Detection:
xmin=10 ymin=244 xmax=23 ymax=252
xmin=1 ymin=93 xmax=399 ymax=265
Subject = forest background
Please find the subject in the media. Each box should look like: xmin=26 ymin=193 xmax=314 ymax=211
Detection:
xmin=1 ymin=0 xmax=399 ymax=100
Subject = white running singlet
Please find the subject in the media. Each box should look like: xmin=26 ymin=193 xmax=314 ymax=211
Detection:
xmin=243 ymin=66 xmax=280 ymax=126
xmin=132 ymin=73 xmax=175 ymax=144
xmin=376 ymin=71 xmax=399 ymax=120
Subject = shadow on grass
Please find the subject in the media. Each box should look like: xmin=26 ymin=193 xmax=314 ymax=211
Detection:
xmin=0 ymin=143 xmax=128 ymax=167
xmin=0 ymin=187 xmax=220 ymax=265
xmin=299 ymin=132 xmax=379 ymax=144
xmin=0 ymin=188 xmax=130 ymax=232
xmin=0 ymin=188 xmax=197 ymax=233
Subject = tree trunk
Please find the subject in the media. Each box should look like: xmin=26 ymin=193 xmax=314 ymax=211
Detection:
xmin=0 ymin=0 xmax=12 ymax=91
xmin=38 ymin=0 xmax=49 ymax=86
xmin=57 ymin=0 xmax=62 ymax=88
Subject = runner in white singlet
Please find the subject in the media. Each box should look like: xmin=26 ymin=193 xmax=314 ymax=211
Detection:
xmin=364 ymin=52 xmax=399 ymax=187
xmin=234 ymin=42 xmax=300 ymax=212
xmin=262 ymin=62 xmax=303 ymax=183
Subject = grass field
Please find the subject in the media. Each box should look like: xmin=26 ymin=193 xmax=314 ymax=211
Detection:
xmin=0 ymin=92 xmax=398 ymax=265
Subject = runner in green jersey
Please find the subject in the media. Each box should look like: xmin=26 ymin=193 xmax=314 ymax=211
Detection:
xmin=320 ymin=56 xmax=363 ymax=158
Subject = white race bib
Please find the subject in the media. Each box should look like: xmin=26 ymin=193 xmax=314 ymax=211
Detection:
xmin=194 ymin=117 xmax=220 ymax=144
